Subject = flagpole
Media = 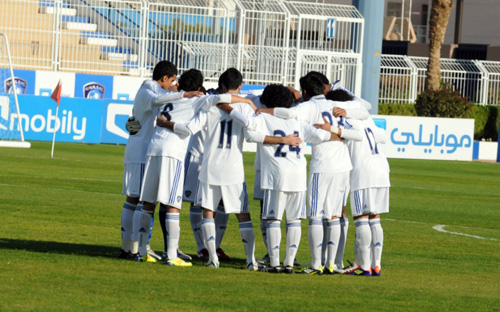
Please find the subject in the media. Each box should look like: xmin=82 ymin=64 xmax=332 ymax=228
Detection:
xmin=50 ymin=79 xmax=62 ymax=158
xmin=50 ymin=104 xmax=59 ymax=158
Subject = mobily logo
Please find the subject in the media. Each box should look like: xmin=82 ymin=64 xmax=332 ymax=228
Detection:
xmin=106 ymin=103 xmax=132 ymax=139
xmin=1 ymin=104 xmax=87 ymax=140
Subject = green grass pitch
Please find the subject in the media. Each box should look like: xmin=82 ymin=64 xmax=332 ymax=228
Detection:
xmin=0 ymin=142 xmax=499 ymax=311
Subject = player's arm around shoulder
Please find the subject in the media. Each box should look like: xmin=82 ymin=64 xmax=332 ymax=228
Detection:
xmin=273 ymin=104 xmax=304 ymax=120
xmin=306 ymin=119 xmax=341 ymax=143
xmin=332 ymin=100 xmax=370 ymax=121
xmin=217 ymin=103 xmax=260 ymax=131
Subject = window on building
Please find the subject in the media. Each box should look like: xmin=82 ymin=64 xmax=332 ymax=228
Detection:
xmin=387 ymin=2 xmax=402 ymax=17
xmin=421 ymin=4 xmax=429 ymax=25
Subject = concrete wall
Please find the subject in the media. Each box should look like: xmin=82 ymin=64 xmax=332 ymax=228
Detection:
xmin=445 ymin=0 xmax=500 ymax=46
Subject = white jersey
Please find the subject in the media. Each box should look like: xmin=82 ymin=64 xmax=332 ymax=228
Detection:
xmin=347 ymin=117 xmax=391 ymax=191
xmin=123 ymin=80 xmax=183 ymax=164
xmin=146 ymin=96 xmax=205 ymax=160
xmin=243 ymin=113 xmax=331 ymax=192
xmin=245 ymin=94 xmax=264 ymax=171
xmin=187 ymin=129 xmax=206 ymax=159
xmin=275 ymin=94 xmax=362 ymax=173
xmin=184 ymin=93 xmax=234 ymax=160
xmin=185 ymin=102 xmax=260 ymax=186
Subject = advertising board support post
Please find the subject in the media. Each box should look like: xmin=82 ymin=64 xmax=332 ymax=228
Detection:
xmin=497 ymin=121 xmax=500 ymax=163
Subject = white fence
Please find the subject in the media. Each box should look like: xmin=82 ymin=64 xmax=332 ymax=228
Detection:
xmin=0 ymin=0 xmax=364 ymax=90
xmin=380 ymin=54 xmax=500 ymax=105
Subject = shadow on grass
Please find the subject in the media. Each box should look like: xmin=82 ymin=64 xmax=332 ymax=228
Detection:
xmin=0 ymin=238 xmax=120 ymax=259
xmin=0 ymin=238 xmax=250 ymax=268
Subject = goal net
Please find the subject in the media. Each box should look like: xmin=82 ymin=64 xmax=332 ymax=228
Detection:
xmin=0 ymin=33 xmax=30 ymax=148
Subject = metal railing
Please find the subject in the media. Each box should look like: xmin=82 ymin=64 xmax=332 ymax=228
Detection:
xmin=380 ymin=55 xmax=500 ymax=105
xmin=0 ymin=0 xmax=364 ymax=90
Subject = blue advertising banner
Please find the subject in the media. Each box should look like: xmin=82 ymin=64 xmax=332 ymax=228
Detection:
xmin=74 ymin=73 xmax=114 ymax=99
xmin=100 ymin=101 xmax=133 ymax=144
xmin=13 ymin=95 xmax=103 ymax=143
xmin=0 ymin=69 xmax=36 ymax=95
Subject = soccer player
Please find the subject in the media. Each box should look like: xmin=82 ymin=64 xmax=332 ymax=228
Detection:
xmin=157 ymin=68 xmax=301 ymax=270
xmin=135 ymin=69 xmax=250 ymax=265
xmin=321 ymin=89 xmax=390 ymax=276
xmin=247 ymin=89 xmax=301 ymax=267
xmin=235 ymin=90 xmax=269 ymax=264
xmin=217 ymin=84 xmax=345 ymax=273
xmin=260 ymin=73 xmax=367 ymax=274
xmin=324 ymin=86 xmax=372 ymax=270
xmin=181 ymin=90 xmax=231 ymax=262
xmin=120 ymin=61 xmax=200 ymax=261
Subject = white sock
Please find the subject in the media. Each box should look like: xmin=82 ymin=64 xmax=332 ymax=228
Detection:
xmin=121 ymin=201 xmax=136 ymax=252
xmin=308 ymin=219 xmax=323 ymax=270
xmin=130 ymin=205 xmax=141 ymax=254
xmin=215 ymin=208 xmax=229 ymax=249
xmin=201 ymin=218 xmax=218 ymax=264
xmin=336 ymin=217 xmax=349 ymax=267
xmin=134 ymin=208 xmax=153 ymax=257
xmin=166 ymin=213 xmax=180 ymax=260
xmin=239 ymin=220 xmax=256 ymax=265
xmin=283 ymin=220 xmax=301 ymax=267
xmin=325 ymin=219 xmax=341 ymax=268
xmin=266 ymin=221 xmax=281 ymax=267
xmin=354 ymin=218 xmax=371 ymax=271
xmin=189 ymin=207 xmax=205 ymax=251
xmin=370 ymin=218 xmax=384 ymax=269
xmin=260 ymin=219 xmax=268 ymax=250
xmin=321 ymin=219 xmax=328 ymax=265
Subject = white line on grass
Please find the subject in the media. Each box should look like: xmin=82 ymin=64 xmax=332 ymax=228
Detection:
xmin=385 ymin=218 xmax=498 ymax=241
xmin=432 ymin=225 xmax=498 ymax=241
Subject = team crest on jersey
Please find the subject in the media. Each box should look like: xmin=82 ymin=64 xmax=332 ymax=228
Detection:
xmin=185 ymin=191 xmax=191 ymax=197
xmin=83 ymin=82 xmax=105 ymax=99
xmin=4 ymin=77 xmax=27 ymax=94
xmin=177 ymin=196 xmax=182 ymax=202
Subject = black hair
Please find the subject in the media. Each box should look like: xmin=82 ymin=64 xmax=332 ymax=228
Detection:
xmin=218 ymin=68 xmax=243 ymax=93
xmin=326 ymin=89 xmax=354 ymax=102
xmin=199 ymin=86 xmax=207 ymax=95
xmin=177 ymin=69 xmax=204 ymax=92
xmin=152 ymin=60 xmax=177 ymax=81
xmin=260 ymin=84 xmax=294 ymax=109
xmin=299 ymin=74 xmax=325 ymax=98
xmin=306 ymin=71 xmax=329 ymax=85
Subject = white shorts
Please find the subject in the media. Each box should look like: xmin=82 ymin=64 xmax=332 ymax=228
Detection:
xmin=253 ymin=170 xmax=264 ymax=200
xmin=262 ymin=189 xmax=306 ymax=222
xmin=183 ymin=152 xmax=202 ymax=203
xmin=122 ymin=163 xmax=145 ymax=198
xmin=350 ymin=187 xmax=390 ymax=217
xmin=197 ymin=181 xmax=249 ymax=214
xmin=140 ymin=156 xmax=184 ymax=209
xmin=307 ymin=171 xmax=349 ymax=219
xmin=342 ymin=184 xmax=350 ymax=207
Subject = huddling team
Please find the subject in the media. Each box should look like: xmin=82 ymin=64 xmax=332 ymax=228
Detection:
xmin=119 ymin=60 xmax=390 ymax=276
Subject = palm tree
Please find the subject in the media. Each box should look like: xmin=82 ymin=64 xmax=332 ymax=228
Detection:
xmin=426 ymin=0 xmax=454 ymax=91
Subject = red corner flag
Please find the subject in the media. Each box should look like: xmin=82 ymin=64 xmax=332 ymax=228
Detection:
xmin=51 ymin=79 xmax=62 ymax=106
